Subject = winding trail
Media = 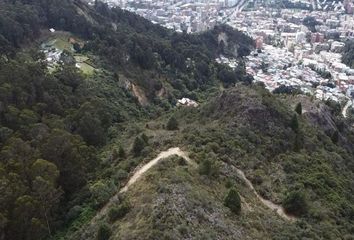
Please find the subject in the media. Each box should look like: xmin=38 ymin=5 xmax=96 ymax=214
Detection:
xmin=117 ymin=147 xmax=294 ymax=221
xmin=233 ymin=167 xmax=295 ymax=221
xmin=119 ymin=147 xmax=193 ymax=193
xmin=76 ymin=147 xmax=294 ymax=238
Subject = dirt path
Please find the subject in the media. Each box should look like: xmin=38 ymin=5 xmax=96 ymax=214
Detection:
xmin=75 ymin=148 xmax=294 ymax=238
xmin=120 ymin=147 xmax=193 ymax=193
xmin=72 ymin=148 xmax=193 ymax=239
xmin=118 ymin=147 xmax=294 ymax=221
xmin=233 ymin=167 xmax=295 ymax=221
xmin=342 ymin=100 xmax=352 ymax=118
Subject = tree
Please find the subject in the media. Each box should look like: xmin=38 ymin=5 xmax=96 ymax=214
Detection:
xmin=73 ymin=42 xmax=81 ymax=53
xmin=32 ymin=177 xmax=61 ymax=236
xmin=131 ymin=137 xmax=145 ymax=157
xmin=224 ymin=188 xmax=241 ymax=214
xmin=90 ymin=180 xmax=115 ymax=207
xmin=40 ymin=129 xmax=96 ymax=196
xmin=118 ymin=146 xmax=126 ymax=159
xmin=141 ymin=133 xmax=149 ymax=144
xmin=60 ymin=50 xmax=76 ymax=66
xmin=294 ymin=133 xmax=303 ymax=152
xmin=166 ymin=116 xmax=178 ymax=130
xmin=0 ymin=213 xmax=7 ymax=240
xmin=108 ymin=202 xmax=130 ymax=222
xmin=198 ymin=158 xmax=219 ymax=177
xmin=303 ymin=16 xmax=320 ymax=32
xmin=12 ymin=195 xmax=45 ymax=240
xmin=290 ymin=114 xmax=299 ymax=133
xmin=31 ymin=159 xmax=62 ymax=237
xmin=283 ymin=190 xmax=308 ymax=216
xmin=331 ymin=130 xmax=339 ymax=144
xmin=295 ymin=102 xmax=302 ymax=115
xmin=218 ymin=68 xmax=237 ymax=87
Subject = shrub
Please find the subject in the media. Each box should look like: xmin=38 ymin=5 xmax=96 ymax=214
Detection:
xmin=283 ymin=190 xmax=308 ymax=216
xmin=90 ymin=180 xmax=115 ymax=207
xmin=224 ymin=188 xmax=241 ymax=214
xmin=166 ymin=116 xmax=178 ymax=130
xmin=141 ymin=133 xmax=149 ymax=144
xmin=118 ymin=145 xmax=126 ymax=159
xmin=97 ymin=224 xmax=111 ymax=240
xmin=131 ymin=136 xmax=145 ymax=156
xmin=108 ymin=202 xmax=130 ymax=222
xmin=198 ymin=158 xmax=219 ymax=177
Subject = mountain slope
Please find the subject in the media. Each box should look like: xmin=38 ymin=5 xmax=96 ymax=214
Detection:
xmin=73 ymin=85 xmax=354 ymax=240
xmin=0 ymin=1 xmax=254 ymax=240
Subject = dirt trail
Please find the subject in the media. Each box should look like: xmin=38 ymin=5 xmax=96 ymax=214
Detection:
xmin=342 ymin=100 xmax=352 ymax=118
xmin=118 ymin=147 xmax=294 ymax=221
xmin=233 ymin=167 xmax=295 ymax=221
xmin=76 ymin=148 xmax=294 ymax=238
xmin=73 ymin=148 xmax=193 ymax=239
xmin=120 ymin=147 xmax=193 ymax=193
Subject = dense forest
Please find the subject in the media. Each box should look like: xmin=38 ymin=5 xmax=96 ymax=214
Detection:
xmin=0 ymin=0 xmax=254 ymax=239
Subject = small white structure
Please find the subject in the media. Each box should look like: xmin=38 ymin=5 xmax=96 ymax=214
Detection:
xmin=177 ymin=98 xmax=198 ymax=107
xmin=49 ymin=28 xmax=56 ymax=33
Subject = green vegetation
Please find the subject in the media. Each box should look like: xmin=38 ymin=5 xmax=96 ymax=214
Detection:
xmin=302 ymin=16 xmax=321 ymax=32
xmin=118 ymin=146 xmax=126 ymax=159
xmin=224 ymin=188 xmax=241 ymax=214
xmin=166 ymin=116 xmax=179 ymax=130
xmin=108 ymin=202 xmax=130 ymax=222
xmin=283 ymin=190 xmax=308 ymax=217
xmin=198 ymin=158 xmax=219 ymax=177
xmin=295 ymin=102 xmax=302 ymax=115
xmin=97 ymin=224 xmax=111 ymax=240
xmin=290 ymin=114 xmax=300 ymax=132
xmin=131 ymin=136 xmax=145 ymax=157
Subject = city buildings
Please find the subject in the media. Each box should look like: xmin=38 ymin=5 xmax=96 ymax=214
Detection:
xmin=91 ymin=0 xmax=354 ymax=112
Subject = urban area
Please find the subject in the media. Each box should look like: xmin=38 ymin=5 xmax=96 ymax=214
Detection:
xmin=89 ymin=0 xmax=354 ymax=117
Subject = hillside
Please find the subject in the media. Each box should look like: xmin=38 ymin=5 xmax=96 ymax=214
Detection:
xmin=1 ymin=0 xmax=354 ymax=240
xmin=71 ymin=85 xmax=354 ymax=239
xmin=0 ymin=0 xmax=254 ymax=240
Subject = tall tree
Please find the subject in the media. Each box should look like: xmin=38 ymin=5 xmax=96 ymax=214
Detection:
xmin=295 ymin=102 xmax=302 ymax=115
xmin=31 ymin=159 xmax=62 ymax=236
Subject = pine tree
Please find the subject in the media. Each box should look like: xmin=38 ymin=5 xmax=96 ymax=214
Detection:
xmin=118 ymin=145 xmax=126 ymax=159
xmin=131 ymin=137 xmax=144 ymax=157
xmin=290 ymin=114 xmax=299 ymax=133
xmin=295 ymin=102 xmax=302 ymax=115
xmin=224 ymin=188 xmax=241 ymax=214
xmin=166 ymin=116 xmax=178 ymax=130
